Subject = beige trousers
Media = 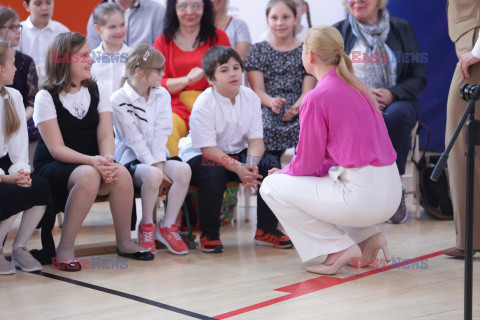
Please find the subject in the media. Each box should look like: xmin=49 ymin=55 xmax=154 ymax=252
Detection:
xmin=446 ymin=27 xmax=480 ymax=250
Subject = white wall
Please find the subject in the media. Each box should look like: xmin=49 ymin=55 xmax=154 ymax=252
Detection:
xmin=154 ymin=0 xmax=346 ymax=43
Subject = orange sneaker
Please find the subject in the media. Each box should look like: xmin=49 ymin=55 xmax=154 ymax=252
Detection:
xmin=254 ymin=229 xmax=293 ymax=249
xmin=200 ymin=234 xmax=223 ymax=253
xmin=156 ymin=224 xmax=189 ymax=255
xmin=137 ymin=223 xmax=157 ymax=254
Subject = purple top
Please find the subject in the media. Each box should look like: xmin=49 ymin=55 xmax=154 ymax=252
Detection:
xmin=6 ymin=51 xmax=39 ymax=142
xmin=279 ymin=69 xmax=397 ymax=177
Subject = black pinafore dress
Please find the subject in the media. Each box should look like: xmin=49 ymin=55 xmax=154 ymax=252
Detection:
xmin=34 ymin=85 xmax=100 ymax=214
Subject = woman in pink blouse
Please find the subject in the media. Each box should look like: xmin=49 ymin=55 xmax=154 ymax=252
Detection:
xmin=260 ymin=25 xmax=402 ymax=275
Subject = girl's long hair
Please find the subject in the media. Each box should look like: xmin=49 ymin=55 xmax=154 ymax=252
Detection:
xmin=0 ymin=7 xmax=19 ymax=29
xmin=266 ymin=0 xmax=297 ymax=17
xmin=0 ymin=40 xmax=20 ymax=137
xmin=303 ymin=1 xmax=312 ymax=28
xmin=304 ymin=25 xmax=377 ymax=107
xmin=163 ymin=0 xmax=218 ymax=47
xmin=42 ymin=32 xmax=96 ymax=94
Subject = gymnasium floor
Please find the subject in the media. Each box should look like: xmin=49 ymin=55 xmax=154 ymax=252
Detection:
xmin=2 ymin=153 xmax=479 ymax=319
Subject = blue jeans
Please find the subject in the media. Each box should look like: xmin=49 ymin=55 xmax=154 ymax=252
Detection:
xmin=382 ymin=100 xmax=419 ymax=175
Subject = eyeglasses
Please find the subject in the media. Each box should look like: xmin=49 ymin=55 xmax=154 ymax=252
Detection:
xmin=148 ymin=66 xmax=166 ymax=75
xmin=0 ymin=25 xmax=23 ymax=32
xmin=176 ymin=2 xmax=204 ymax=11
xmin=347 ymin=0 xmax=368 ymax=3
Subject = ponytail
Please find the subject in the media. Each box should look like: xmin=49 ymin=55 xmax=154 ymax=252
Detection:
xmin=304 ymin=1 xmax=312 ymax=28
xmin=119 ymin=76 xmax=127 ymax=89
xmin=0 ymin=40 xmax=20 ymax=137
xmin=304 ymin=26 xmax=377 ymax=109
xmin=335 ymin=49 xmax=377 ymax=108
xmin=1 ymin=86 xmax=20 ymax=138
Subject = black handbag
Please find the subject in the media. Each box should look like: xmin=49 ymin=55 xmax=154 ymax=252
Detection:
xmin=411 ymin=123 xmax=454 ymax=220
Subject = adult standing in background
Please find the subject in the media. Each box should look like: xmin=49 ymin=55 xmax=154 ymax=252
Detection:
xmin=87 ymin=0 xmax=165 ymax=48
xmin=212 ymin=0 xmax=251 ymax=61
xmin=334 ymin=0 xmax=426 ymax=224
xmin=153 ymin=0 xmax=231 ymax=157
xmin=443 ymin=0 xmax=480 ymax=258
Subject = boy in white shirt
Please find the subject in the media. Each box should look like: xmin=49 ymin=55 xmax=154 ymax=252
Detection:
xmin=16 ymin=0 xmax=69 ymax=80
xmin=179 ymin=46 xmax=293 ymax=253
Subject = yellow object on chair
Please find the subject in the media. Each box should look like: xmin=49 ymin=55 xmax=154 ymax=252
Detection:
xmin=166 ymin=90 xmax=203 ymax=157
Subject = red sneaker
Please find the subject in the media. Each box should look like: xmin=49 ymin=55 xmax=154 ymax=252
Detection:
xmin=254 ymin=229 xmax=293 ymax=249
xmin=200 ymin=234 xmax=223 ymax=253
xmin=156 ymin=224 xmax=189 ymax=255
xmin=137 ymin=223 xmax=157 ymax=254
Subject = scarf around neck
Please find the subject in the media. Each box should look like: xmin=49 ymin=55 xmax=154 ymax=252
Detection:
xmin=348 ymin=9 xmax=392 ymax=89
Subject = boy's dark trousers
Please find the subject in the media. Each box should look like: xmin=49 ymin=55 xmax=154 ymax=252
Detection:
xmin=187 ymin=149 xmax=284 ymax=237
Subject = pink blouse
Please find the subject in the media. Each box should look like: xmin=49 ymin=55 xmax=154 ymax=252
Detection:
xmin=279 ymin=69 xmax=397 ymax=177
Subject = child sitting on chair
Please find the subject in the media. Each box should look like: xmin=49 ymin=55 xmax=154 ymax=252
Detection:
xmin=179 ymin=46 xmax=292 ymax=253
xmin=112 ymin=45 xmax=191 ymax=255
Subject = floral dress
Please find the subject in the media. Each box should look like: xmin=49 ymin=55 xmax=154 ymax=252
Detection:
xmin=245 ymin=41 xmax=308 ymax=151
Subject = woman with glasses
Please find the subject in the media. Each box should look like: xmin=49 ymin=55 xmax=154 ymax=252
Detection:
xmin=0 ymin=7 xmax=39 ymax=167
xmin=334 ymin=0 xmax=427 ymax=224
xmin=153 ymin=0 xmax=231 ymax=157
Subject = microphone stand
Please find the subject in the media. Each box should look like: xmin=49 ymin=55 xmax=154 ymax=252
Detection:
xmin=431 ymin=81 xmax=480 ymax=320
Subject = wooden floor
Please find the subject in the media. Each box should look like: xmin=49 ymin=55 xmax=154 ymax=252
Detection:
xmin=2 ymin=190 xmax=479 ymax=320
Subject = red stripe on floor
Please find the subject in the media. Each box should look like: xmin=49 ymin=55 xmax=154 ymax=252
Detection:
xmin=214 ymin=248 xmax=447 ymax=319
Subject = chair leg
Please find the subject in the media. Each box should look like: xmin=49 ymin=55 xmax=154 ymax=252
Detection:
xmin=182 ymin=199 xmax=196 ymax=250
xmin=152 ymin=198 xmax=159 ymax=224
xmin=244 ymin=186 xmax=250 ymax=223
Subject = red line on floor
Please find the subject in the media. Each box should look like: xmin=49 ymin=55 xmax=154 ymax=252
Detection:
xmin=214 ymin=248 xmax=447 ymax=319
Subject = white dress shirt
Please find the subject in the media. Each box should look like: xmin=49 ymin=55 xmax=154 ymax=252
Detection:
xmin=33 ymin=83 xmax=113 ymax=126
xmin=112 ymin=81 xmax=172 ymax=165
xmin=179 ymin=86 xmax=263 ymax=163
xmin=16 ymin=16 xmax=70 ymax=79
xmin=0 ymin=87 xmax=30 ymax=176
xmin=91 ymin=42 xmax=130 ymax=100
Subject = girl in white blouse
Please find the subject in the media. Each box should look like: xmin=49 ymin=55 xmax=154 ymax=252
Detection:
xmin=0 ymin=40 xmax=52 ymax=275
xmin=90 ymin=3 xmax=130 ymax=100
xmin=112 ymin=45 xmax=191 ymax=255
xmin=33 ymin=33 xmax=153 ymax=271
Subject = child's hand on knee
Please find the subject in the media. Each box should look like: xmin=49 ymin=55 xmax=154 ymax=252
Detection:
xmin=13 ymin=169 xmax=32 ymax=188
xmin=159 ymin=173 xmax=172 ymax=195
xmin=91 ymin=156 xmax=116 ymax=183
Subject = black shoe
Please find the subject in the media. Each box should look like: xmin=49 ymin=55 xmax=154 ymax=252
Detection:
xmin=30 ymin=248 xmax=56 ymax=265
xmin=200 ymin=233 xmax=224 ymax=253
xmin=51 ymin=258 xmax=82 ymax=272
xmin=116 ymin=248 xmax=154 ymax=260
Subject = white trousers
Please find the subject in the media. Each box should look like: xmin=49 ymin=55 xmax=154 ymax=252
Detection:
xmin=260 ymin=164 xmax=402 ymax=262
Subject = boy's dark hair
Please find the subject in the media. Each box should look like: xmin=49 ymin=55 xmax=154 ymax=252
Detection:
xmin=24 ymin=0 xmax=55 ymax=5
xmin=202 ymin=46 xmax=244 ymax=80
